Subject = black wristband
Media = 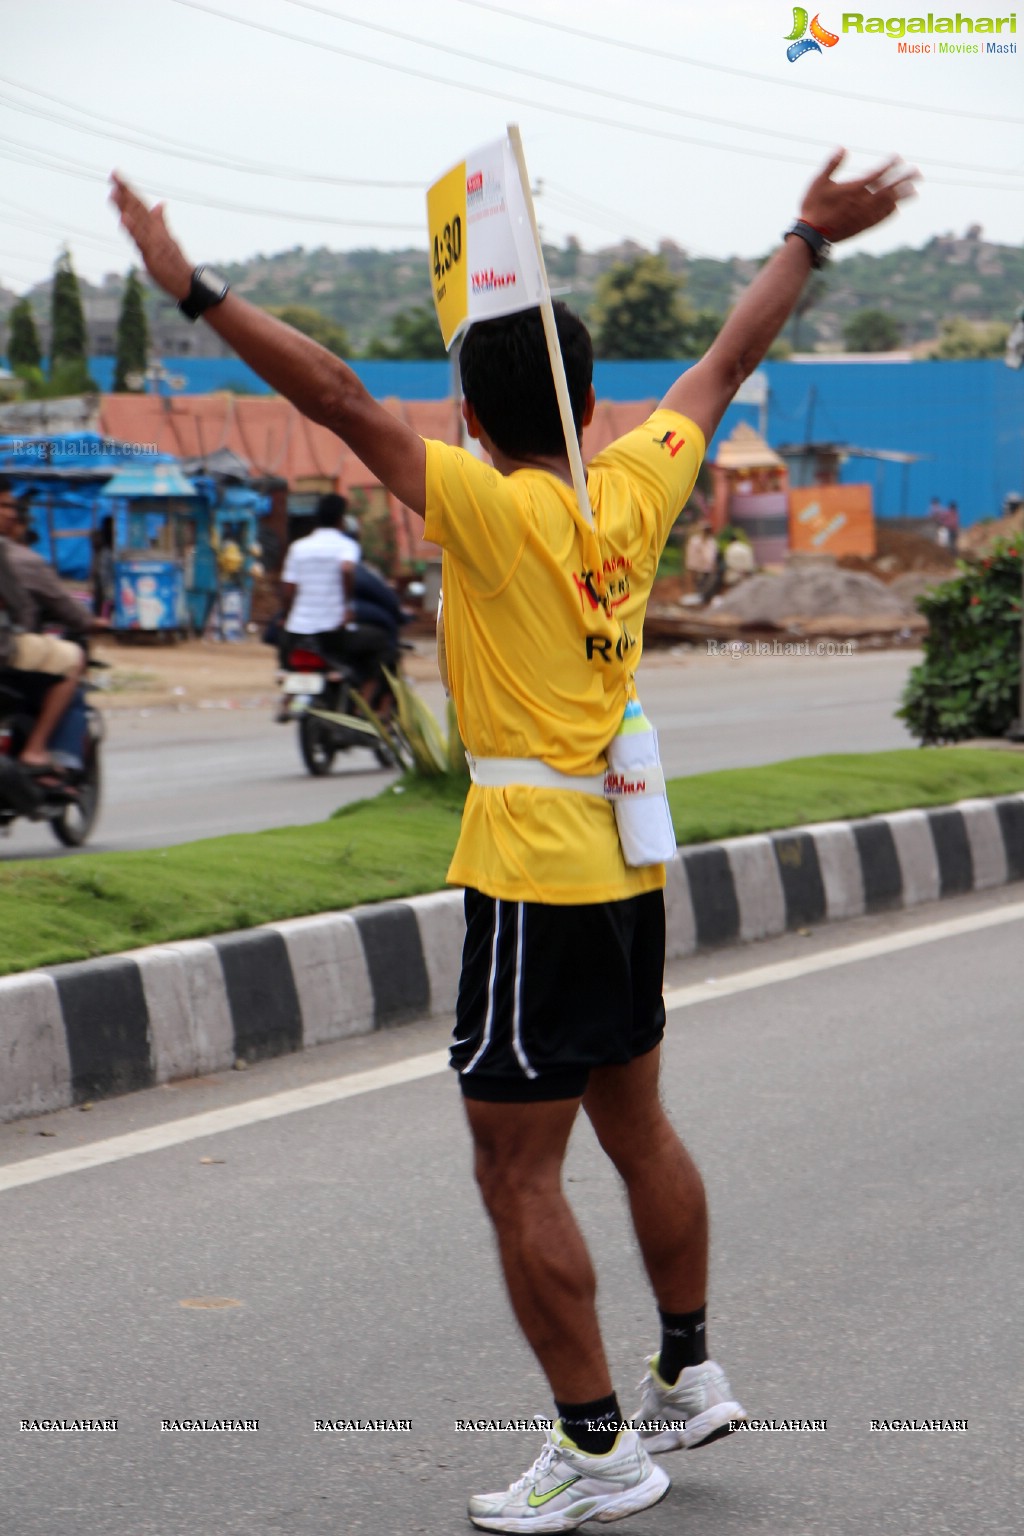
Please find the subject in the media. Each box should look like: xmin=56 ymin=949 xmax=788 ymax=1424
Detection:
xmin=784 ymin=220 xmax=832 ymax=269
xmin=178 ymin=266 xmax=230 ymax=322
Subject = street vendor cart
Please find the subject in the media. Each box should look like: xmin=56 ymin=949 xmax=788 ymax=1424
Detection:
xmin=99 ymin=462 xmax=201 ymax=638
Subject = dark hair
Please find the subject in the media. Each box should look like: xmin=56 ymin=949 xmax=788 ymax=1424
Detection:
xmin=459 ymin=302 xmax=593 ymax=459
xmin=315 ymin=492 xmax=348 ymax=528
xmin=0 ymin=474 xmax=13 ymax=496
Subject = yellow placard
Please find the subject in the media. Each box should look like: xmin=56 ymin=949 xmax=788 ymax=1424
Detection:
xmin=426 ymin=161 xmax=469 ymax=350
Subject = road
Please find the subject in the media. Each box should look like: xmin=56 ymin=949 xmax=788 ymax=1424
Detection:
xmin=1 ymin=648 xmax=921 ymax=858
xmin=1 ymin=885 xmax=1020 ymax=1535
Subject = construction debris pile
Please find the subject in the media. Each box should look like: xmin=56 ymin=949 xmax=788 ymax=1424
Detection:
xmin=711 ymin=565 xmax=909 ymax=626
xmin=647 ymin=525 xmax=966 ymax=646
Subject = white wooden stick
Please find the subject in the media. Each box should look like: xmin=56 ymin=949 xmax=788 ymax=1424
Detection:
xmin=507 ymin=124 xmax=594 ymax=529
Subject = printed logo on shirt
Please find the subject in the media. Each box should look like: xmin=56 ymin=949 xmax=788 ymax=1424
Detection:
xmin=654 ymin=430 xmax=688 ymax=457
xmin=571 ymin=555 xmax=636 ymax=663
xmin=586 ymin=621 xmax=637 ymax=665
xmin=572 ymin=556 xmax=633 ymax=616
xmin=572 ymin=569 xmax=603 ymax=612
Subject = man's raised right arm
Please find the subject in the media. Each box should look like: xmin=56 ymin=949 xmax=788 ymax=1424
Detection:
xmin=661 ymin=150 xmax=918 ymax=447
xmin=109 ymin=175 xmax=426 ymax=516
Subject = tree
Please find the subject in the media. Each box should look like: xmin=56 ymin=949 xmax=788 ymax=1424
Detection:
xmin=364 ymin=305 xmax=446 ymax=360
xmin=6 ymin=297 xmax=42 ymax=371
xmin=590 ymin=254 xmax=694 ymax=359
xmin=927 ymin=317 xmax=1011 ymax=360
xmin=49 ymin=248 xmax=89 ymax=376
xmin=842 ymin=308 xmax=903 ymax=352
xmin=269 ymin=304 xmax=351 ymax=357
xmin=113 ymin=268 xmax=150 ymax=391
xmin=16 ymin=360 xmax=98 ymax=400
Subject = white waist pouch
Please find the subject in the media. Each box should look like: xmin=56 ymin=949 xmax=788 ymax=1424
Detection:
xmin=465 ymin=699 xmax=676 ymax=870
xmin=604 ymin=700 xmax=677 ymax=867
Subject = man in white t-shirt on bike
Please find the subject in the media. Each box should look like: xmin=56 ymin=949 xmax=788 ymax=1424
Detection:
xmin=280 ymin=492 xmax=360 ymax=652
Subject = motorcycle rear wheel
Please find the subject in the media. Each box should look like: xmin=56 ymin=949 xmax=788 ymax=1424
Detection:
xmin=299 ymin=711 xmax=338 ymax=776
xmin=51 ymin=751 xmax=101 ymax=847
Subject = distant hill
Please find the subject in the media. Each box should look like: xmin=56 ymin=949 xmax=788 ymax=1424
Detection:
xmin=211 ymin=226 xmax=1024 ymax=353
xmin=2 ymin=225 xmax=1022 ymax=357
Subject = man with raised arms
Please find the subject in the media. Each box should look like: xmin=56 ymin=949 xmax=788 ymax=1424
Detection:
xmin=111 ymin=146 xmax=915 ymax=1532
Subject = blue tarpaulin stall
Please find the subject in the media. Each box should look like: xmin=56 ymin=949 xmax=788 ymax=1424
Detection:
xmin=100 ymin=461 xmax=200 ymax=635
xmin=0 ymin=432 xmax=271 ymax=638
xmin=0 ymin=432 xmax=184 ymax=580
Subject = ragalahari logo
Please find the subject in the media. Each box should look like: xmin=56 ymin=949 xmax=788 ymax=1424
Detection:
xmin=785 ymin=8 xmax=840 ymax=59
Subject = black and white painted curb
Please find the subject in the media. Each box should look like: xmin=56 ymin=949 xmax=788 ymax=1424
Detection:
xmin=3 ymin=794 xmax=1023 ymax=1125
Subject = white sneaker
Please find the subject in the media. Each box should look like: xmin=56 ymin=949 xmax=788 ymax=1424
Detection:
xmin=633 ymin=1357 xmax=747 ymax=1454
xmin=468 ymin=1421 xmax=670 ymax=1532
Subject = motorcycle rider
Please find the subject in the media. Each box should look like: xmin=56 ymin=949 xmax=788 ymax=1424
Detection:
xmin=0 ymin=477 xmax=87 ymax=779
xmin=279 ymin=492 xmax=400 ymax=720
xmin=5 ymin=493 xmax=110 ymax=766
xmin=279 ymin=491 xmax=360 ymax=659
xmin=5 ymin=495 xmax=110 ymax=641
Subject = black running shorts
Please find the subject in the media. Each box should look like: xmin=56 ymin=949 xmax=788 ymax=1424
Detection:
xmin=451 ymin=888 xmax=667 ymax=1103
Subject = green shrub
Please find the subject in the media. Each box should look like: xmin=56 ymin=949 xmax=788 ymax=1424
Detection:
xmin=898 ymin=538 xmax=1022 ymax=743
xmin=344 ymin=670 xmax=468 ymax=780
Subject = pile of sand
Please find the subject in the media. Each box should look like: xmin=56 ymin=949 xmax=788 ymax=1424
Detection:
xmin=710 ymin=566 xmax=910 ymax=626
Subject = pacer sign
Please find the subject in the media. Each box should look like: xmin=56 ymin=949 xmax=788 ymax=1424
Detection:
xmin=426 ymin=135 xmax=545 ymax=350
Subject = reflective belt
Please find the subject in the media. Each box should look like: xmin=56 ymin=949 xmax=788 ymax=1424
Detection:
xmin=466 ymin=754 xmax=666 ymax=799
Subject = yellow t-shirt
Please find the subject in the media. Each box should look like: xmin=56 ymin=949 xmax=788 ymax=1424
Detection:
xmin=423 ymin=408 xmax=704 ymax=904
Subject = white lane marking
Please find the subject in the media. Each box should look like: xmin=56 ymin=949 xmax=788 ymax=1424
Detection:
xmin=662 ymin=899 xmax=1024 ymax=1012
xmin=1 ymin=899 xmax=1022 ymax=1195
xmin=0 ymin=1052 xmax=448 ymax=1195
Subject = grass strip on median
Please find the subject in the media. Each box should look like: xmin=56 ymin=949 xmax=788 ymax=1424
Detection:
xmin=3 ymin=748 xmax=1024 ymax=977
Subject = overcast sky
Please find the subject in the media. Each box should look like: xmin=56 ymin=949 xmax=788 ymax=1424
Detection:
xmin=2 ymin=0 xmax=1021 ymax=294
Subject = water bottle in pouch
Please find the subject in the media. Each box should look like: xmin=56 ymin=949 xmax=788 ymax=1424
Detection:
xmin=604 ymin=699 xmax=677 ymax=867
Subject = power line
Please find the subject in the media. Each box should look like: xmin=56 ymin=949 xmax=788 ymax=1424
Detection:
xmin=0 ymin=134 xmax=424 ymax=232
xmin=451 ymin=0 xmax=1024 ymax=126
xmin=0 ymin=75 xmax=421 ymax=188
xmin=273 ymin=0 xmax=1021 ymax=178
xmin=171 ymin=0 xmax=1023 ymax=190
xmin=538 ymin=183 xmax=669 ymax=248
xmin=168 ymin=0 xmax=812 ymax=169
xmin=0 ymin=251 xmax=50 ymax=277
xmin=0 ymin=192 xmax=125 ymax=254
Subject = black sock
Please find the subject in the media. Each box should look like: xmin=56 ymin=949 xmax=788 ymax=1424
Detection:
xmin=657 ymin=1305 xmax=707 ymax=1385
xmin=555 ymin=1392 xmax=622 ymax=1456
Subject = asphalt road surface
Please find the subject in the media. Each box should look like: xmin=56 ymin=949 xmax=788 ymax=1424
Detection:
xmin=1 ymin=885 xmax=1020 ymax=1535
xmin=1 ymin=648 xmax=920 ymax=859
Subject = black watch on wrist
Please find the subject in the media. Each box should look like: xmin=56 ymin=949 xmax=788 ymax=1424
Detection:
xmin=784 ymin=220 xmax=832 ymax=269
xmin=178 ymin=265 xmax=230 ymax=322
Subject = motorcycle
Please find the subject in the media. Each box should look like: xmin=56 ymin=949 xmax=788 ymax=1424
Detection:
xmin=276 ymin=637 xmax=408 ymax=776
xmin=0 ymin=662 xmax=105 ymax=847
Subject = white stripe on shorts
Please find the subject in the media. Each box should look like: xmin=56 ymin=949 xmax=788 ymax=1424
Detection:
xmin=510 ymin=903 xmax=538 ymax=1080
xmin=461 ymin=899 xmax=502 ymax=1075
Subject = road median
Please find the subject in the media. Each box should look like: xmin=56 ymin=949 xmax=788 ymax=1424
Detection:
xmin=2 ymin=749 xmax=1023 ymax=1123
